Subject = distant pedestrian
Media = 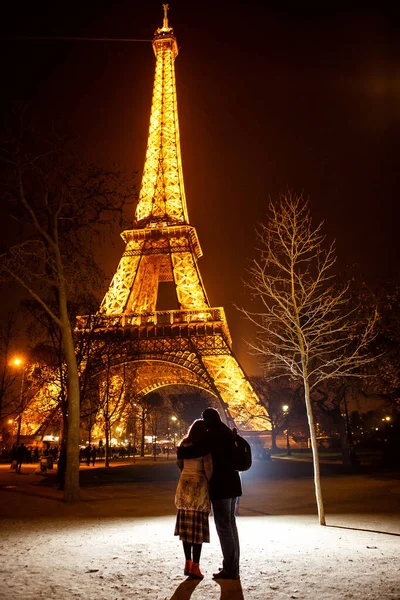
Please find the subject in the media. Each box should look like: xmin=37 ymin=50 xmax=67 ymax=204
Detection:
xmin=174 ymin=419 xmax=212 ymax=580
xmin=90 ymin=445 xmax=97 ymax=466
xmin=15 ymin=443 xmax=28 ymax=474
xmin=57 ymin=443 xmax=67 ymax=490
xmin=10 ymin=444 xmax=17 ymax=469
xmin=85 ymin=445 xmax=91 ymax=466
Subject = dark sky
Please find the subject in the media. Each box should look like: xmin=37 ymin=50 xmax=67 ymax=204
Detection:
xmin=1 ymin=1 xmax=399 ymax=374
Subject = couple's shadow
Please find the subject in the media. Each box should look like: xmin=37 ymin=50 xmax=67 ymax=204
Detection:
xmin=170 ymin=577 xmax=244 ymax=600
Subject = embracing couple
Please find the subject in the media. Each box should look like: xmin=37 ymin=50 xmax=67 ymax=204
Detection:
xmin=174 ymin=407 xmax=241 ymax=581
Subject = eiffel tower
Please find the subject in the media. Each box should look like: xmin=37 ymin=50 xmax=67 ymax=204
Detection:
xmin=78 ymin=5 xmax=267 ymax=430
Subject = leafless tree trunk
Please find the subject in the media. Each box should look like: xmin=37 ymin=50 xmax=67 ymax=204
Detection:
xmin=241 ymin=191 xmax=377 ymax=525
xmin=140 ymin=408 xmax=146 ymax=457
xmin=0 ymin=127 xmax=133 ymax=502
xmin=60 ymin=303 xmax=80 ymax=502
xmin=96 ymin=354 xmax=128 ymax=467
xmin=250 ymin=376 xmax=300 ymax=451
xmin=0 ymin=315 xmax=21 ymax=431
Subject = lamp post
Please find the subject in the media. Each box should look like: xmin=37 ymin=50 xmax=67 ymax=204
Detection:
xmin=171 ymin=416 xmax=178 ymax=448
xmin=11 ymin=357 xmax=26 ymax=446
xmin=8 ymin=418 xmax=15 ymax=447
xmin=282 ymin=404 xmax=292 ymax=456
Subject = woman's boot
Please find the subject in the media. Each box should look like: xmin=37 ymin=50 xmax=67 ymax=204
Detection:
xmin=189 ymin=562 xmax=204 ymax=580
xmin=184 ymin=559 xmax=192 ymax=576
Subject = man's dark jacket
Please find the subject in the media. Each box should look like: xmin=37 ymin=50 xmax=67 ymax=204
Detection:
xmin=15 ymin=445 xmax=27 ymax=462
xmin=177 ymin=421 xmax=242 ymax=500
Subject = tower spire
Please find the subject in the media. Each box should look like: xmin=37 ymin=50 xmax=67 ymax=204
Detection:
xmin=161 ymin=3 xmax=171 ymax=32
xmin=135 ymin=4 xmax=188 ymax=227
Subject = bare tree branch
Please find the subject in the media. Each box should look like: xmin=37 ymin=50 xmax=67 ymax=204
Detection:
xmin=239 ymin=191 xmax=377 ymax=525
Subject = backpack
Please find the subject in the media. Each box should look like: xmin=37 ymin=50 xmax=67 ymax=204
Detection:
xmin=231 ymin=432 xmax=252 ymax=472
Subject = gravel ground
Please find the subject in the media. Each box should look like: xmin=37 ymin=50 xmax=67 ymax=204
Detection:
xmin=0 ymin=458 xmax=399 ymax=600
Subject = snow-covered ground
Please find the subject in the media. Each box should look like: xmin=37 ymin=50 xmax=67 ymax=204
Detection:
xmin=0 ymin=459 xmax=399 ymax=599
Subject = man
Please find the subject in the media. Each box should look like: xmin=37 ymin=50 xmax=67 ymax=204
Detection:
xmin=90 ymin=445 xmax=97 ymax=466
xmin=15 ymin=442 xmax=28 ymax=474
xmin=177 ymin=407 xmax=241 ymax=579
xmin=85 ymin=445 xmax=91 ymax=466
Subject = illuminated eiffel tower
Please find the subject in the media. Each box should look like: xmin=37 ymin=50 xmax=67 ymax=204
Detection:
xmin=78 ymin=5 xmax=266 ymax=430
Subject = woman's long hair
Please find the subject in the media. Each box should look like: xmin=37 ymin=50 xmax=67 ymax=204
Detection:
xmin=180 ymin=419 xmax=207 ymax=446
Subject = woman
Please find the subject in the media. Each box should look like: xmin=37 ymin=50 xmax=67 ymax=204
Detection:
xmin=174 ymin=419 xmax=212 ymax=580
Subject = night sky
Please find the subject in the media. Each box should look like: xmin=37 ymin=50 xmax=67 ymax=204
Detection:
xmin=1 ymin=2 xmax=399 ymax=375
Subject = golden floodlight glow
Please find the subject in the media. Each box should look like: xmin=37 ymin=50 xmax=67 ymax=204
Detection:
xmin=78 ymin=6 xmax=269 ymax=433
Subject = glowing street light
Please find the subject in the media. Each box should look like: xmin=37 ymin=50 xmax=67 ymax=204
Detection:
xmin=170 ymin=416 xmax=179 ymax=447
xmin=282 ymin=404 xmax=292 ymax=456
xmin=10 ymin=356 xmax=26 ymax=446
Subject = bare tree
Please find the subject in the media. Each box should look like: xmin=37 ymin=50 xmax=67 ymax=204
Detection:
xmin=168 ymin=389 xmax=210 ymax=432
xmin=97 ymin=355 xmax=129 ymax=467
xmin=0 ymin=315 xmax=21 ymax=429
xmin=27 ymin=301 xmax=108 ymax=445
xmin=22 ymin=361 xmax=62 ymax=439
xmin=146 ymin=393 xmax=168 ymax=461
xmin=240 ymin=191 xmax=376 ymax=525
xmin=312 ymin=379 xmax=358 ymax=466
xmin=0 ymin=125 xmax=133 ymax=502
xmin=130 ymin=393 xmax=164 ymax=458
xmin=251 ymin=375 xmax=301 ymax=451
xmin=361 ymin=282 xmax=400 ymax=410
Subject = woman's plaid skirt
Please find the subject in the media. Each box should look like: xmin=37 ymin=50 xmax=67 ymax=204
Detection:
xmin=174 ymin=509 xmax=210 ymax=544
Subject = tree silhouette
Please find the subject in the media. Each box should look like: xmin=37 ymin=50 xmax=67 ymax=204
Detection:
xmin=0 ymin=121 xmax=134 ymax=502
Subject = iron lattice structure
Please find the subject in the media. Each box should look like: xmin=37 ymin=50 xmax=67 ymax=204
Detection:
xmin=77 ymin=6 xmax=268 ymax=430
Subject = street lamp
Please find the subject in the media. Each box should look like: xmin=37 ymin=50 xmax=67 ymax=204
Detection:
xmin=171 ymin=416 xmax=179 ymax=447
xmin=282 ymin=404 xmax=292 ymax=456
xmin=10 ymin=357 xmax=26 ymax=446
xmin=7 ymin=419 xmax=15 ymax=446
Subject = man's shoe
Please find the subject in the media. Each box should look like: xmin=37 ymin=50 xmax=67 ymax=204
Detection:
xmin=212 ymin=569 xmax=239 ymax=580
xmin=212 ymin=568 xmax=226 ymax=578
